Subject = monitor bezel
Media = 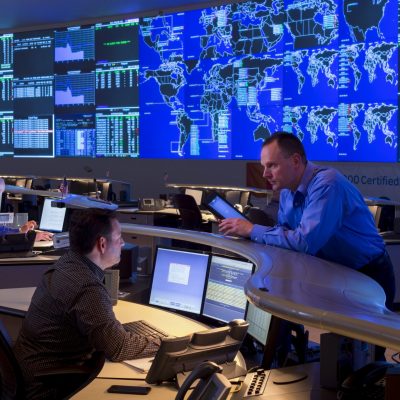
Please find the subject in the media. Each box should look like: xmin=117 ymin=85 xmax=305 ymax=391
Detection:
xmin=201 ymin=253 xmax=254 ymax=324
xmin=148 ymin=245 xmax=211 ymax=318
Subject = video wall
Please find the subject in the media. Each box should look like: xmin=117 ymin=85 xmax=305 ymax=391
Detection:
xmin=0 ymin=0 xmax=398 ymax=161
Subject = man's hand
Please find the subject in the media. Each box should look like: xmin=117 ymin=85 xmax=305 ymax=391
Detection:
xmin=19 ymin=220 xmax=37 ymax=233
xmin=35 ymin=231 xmax=54 ymax=241
xmin=218 ymin=218 xmax=254 ymax=238
xmin=19 ymin=220 xmax=53 ymax=241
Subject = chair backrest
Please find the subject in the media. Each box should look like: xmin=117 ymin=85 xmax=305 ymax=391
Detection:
xmin=0 ymin=307 xmax=105 ymax=400
xmin=239 ymin=191 xmax=250 ymax=208
xmin=56 ymin=351 xmax=105 ymax=399
xmin=245 ymin=207 xmax=276 ymax=226
xmin=0 ymin=320 xmax=25 ymax=400
xmin=225 ymin=190 xmax=241 ymax=205
xmin=173 ymin=194 xmax=203 ymax=230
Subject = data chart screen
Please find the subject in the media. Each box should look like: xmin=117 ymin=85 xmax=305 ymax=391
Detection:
xmin=0 ymin=2 xmax=398 ymax=161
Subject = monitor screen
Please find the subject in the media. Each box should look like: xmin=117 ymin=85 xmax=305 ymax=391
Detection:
xmin=15 ymin=178 xmax=26 ymax=187
xmin=39 ymin=198 xmax=67 ymax=232
xmin=149 ymin=247 xmax=210 ymax=315
xmin=202 ymin=255 xmax=253 ymax=323
xmin=205 ymin=192 xmax=247 ymax=221
xmin=184 ymin=188 xmax=203 ymax=206
xmin=246 ymin=302 xmax=272 ymax=346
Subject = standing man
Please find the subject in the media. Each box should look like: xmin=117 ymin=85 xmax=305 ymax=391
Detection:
xmin=219 ymin=132 xmax=395 ymax=359
xmin=14 ymin=209 xmax=161 ymax=399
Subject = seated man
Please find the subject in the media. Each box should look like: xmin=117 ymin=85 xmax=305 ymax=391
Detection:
xmin=14 ymin=209 xmax=161 ymax=399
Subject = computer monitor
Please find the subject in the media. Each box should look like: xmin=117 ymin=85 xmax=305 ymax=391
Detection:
xmin=145 ymin=319 xmax=249 ymax=385
xmin=205 ymin=192 xmax=248 ymax=221
xmin=25 ymin=178 xmax=33 ymax=189
xmin=68 ymin=180 xmax=97 ymax=196
xmin=184 ymin=188 xmax=203 ymax=207
xmin=246 ymin=302 xmax=272 ymax=346
xmin=149 ymin=247 xmax=210 ymax=315
xmin=15 ymin=178 xmax=26 ymax=187
xmin=99 ymin=182 xmax=112 ymax=201
xmin=39 ymin=198 xmax=67 ymax=232
xmin=202 ymin=255 xmax=254 ymax=323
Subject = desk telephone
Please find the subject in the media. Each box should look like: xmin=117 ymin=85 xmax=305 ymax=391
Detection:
xmin=175 ymin=361 xmax=231 ymax=400
xmin=139 ymin=198 xmax=166 ymax=211
xmin=337 ymin=361 xmax=397 ymax=400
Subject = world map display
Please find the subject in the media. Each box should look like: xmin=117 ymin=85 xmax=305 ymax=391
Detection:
xmin=139 ymin=0 xmax=398 ymax=162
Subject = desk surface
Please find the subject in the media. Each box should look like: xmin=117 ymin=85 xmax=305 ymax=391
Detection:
xmin=0 ymin=254 xmax=58 ymax=265
xmin=120 ymin=224 xmax=400 ymax=351
xmin=73 ymin=362 xmax=337 ymax=400
xmin=0 ymin=287 xmax=246 ymax=399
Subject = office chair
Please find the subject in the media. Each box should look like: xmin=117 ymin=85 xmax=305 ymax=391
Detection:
xmin=0 ymin=309 xmax=105 ymax=400
xmin=173 ymin=194 xmax=204 ymax=230
xmin=239 ymin=191 xmax=250 ymax=208
xmin=244 ymin=207 xmax=276 ymax=226
xmin=172 ymin=194 xmax=211 ymax=251
xmin=225 ymin=190 xmax=241 ymax=206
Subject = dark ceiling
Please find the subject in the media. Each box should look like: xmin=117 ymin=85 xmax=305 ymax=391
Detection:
xmin=0 ymin=0 xmax=232 ymax=33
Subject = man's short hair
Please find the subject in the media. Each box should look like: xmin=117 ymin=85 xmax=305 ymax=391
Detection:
xmin=69 ymin=209 xmax=117 ymax=255
xmin=263 ymin=132 xmax=307 ymax=163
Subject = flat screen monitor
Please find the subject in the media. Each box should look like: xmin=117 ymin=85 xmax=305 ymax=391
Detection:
xmin=68 ymin=180 xmax=97 ymax=196
xmin=184 ymin=188 xmax=203 ymax=206
xmin=149 ymin=247 xmax=210 ymax=315
xmin=205 ymin=192 xmax=248 ymax=221
xmin=202 ymin=255 xmax=254 ymax=323
xmin=246 ymin=302 xmax=272 ymax=346
xmin=99 ymin=182 xmax=112 ymax=201
xmin=15 ymin=178 xmax=26 ymax=187
xmin=39 ymin=198 xmax=67 ymax=232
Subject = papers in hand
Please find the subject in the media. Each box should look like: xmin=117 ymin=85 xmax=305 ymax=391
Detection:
xmin=123 ymin=357 xmax=154 ymax=373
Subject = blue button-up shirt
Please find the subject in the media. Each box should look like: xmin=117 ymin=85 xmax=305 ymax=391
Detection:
xmin=251 ymin=162 xmax=385 ymax=269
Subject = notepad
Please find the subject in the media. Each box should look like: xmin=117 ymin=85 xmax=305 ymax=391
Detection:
xmin=122 ymin=357 xmax=154 ymax=373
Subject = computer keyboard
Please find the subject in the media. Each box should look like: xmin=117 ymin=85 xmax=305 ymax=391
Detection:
xmin=123 ymin=320 xmax=169 ymax=339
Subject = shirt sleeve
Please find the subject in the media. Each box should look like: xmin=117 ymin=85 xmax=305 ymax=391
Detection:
xmin=69 ymin=283 xmax=160 ymax=362
xmin=250 ymin=177 xmax=344 ymax=255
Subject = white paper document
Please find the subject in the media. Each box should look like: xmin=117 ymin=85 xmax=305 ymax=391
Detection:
xmin=122 ymin=357 xmax=154 ymax=373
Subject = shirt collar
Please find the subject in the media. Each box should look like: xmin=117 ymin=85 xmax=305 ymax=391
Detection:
xmin=70 ymin=250 xmax=105 ymax=282
xmin=296 ymin=161 xmax=318 ymax=196
xmin=292 ymin=161 xmax=318 ymax=207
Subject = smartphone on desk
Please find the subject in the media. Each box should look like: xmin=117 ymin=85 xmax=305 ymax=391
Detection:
xmin=107 ymin=385 xmax=151 ymax=395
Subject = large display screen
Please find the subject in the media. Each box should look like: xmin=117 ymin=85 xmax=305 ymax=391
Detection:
xmin=0 ymin=0 xmax=398 ymax=161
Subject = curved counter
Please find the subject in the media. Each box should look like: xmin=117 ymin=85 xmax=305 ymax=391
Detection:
xmin=121 ymin=223 xmax=400 ymax=351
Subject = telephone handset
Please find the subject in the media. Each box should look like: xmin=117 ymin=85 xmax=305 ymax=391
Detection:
xmin=337 ymin=361 xmax=394 ymax=400
xmin=175 ymin=361 xmax=231 ymax=400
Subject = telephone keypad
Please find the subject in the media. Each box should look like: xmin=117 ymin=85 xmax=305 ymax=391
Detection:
xmin=243 ymin=369 xmax=268 ymax=397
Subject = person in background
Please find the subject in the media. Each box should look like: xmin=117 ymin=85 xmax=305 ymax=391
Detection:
xmin=20 ymin=219 xmax=53 ymax=241
xmin=0 ymin=178 xmax=52 ymax=241
xmin=14 ymin=209 xmax=161 ymax=399
xmin=219 ymin=132 xmax=395 ymax=360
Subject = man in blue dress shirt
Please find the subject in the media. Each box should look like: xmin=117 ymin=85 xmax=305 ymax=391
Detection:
xmin=219 ymin=132 xmax=395 ymax=360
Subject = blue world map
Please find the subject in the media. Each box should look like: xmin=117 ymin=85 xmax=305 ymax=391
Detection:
xmin=139 ymin=0 xmax=398 ymax=162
